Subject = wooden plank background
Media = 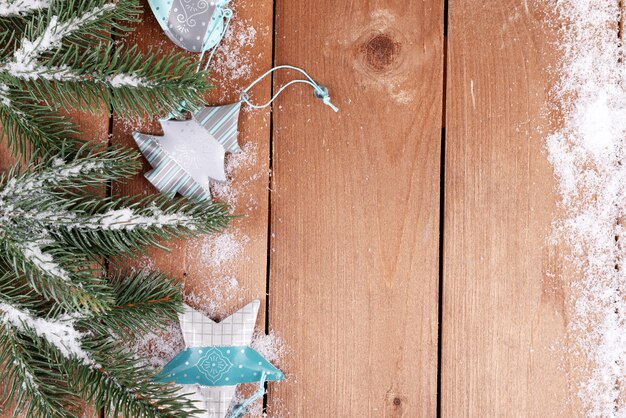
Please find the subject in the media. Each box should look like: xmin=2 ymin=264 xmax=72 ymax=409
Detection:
xmin=267 ymin=0 xmax=443 ymax=416
xmin=4 ymin=0 xmax=626 ymax=417
xmin=441 ymin=1 xmax=573 ymax=416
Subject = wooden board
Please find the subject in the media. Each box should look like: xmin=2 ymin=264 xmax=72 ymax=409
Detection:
xmin=267 ymin=1 xmax=445 ymax=416
xmin=441 ymin=1 xmax=578 ymax=416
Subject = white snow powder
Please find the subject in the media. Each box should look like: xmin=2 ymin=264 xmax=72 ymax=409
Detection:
xmin=210 ymin=18 xmax=258 ymax=99
xmin=0 ymin=83 xmax=10 ymax=106
xmin=0 ymin=303 xmax=93 ymax=365
xmin=251 ymin=330 xmax=288 ymax=365
xmin=546 ymin=0 xmax=626 ymax=415
xmin=106 ymin=74 xmax=152 ymax=88
xmin=184 ymin=276 xmax=244 ymax=319
xmin=210 ymin=142 xmax=262 ymax=210
xmin=66 ymin=206 xmax=196 ymax=231
xmin=197 ymin=231 xmax=249 ymax=269
xmin=0 ymin=0 xmax=48 ymax=17
xmin=4 ymin=5 xmax=116 ymax=80
xmin=21 ymin=240 xmax=71 ymax=282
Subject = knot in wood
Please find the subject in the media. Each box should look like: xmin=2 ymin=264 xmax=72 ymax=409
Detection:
xmin=360 ymin=33 xmax=401 ymax=72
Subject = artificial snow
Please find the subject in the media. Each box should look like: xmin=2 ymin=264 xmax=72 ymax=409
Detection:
xmin=4 ymin=5 xmax=116 ymax=80
xmin=546 ymin=0 xmax=626 ymax=415
xmin=197 ymin=231 xmax=249 ymax=269
xmin=0 ymin=83 xmax=10 ymax=106
xmin=211 ymin=142 xmax=262 ymax=210
xmin=0 ymin=303 xmax=93 ymax=365
xmin=21 ymin=241 xmax=71 ymax=282
xmin=75 ymin=206 xmax=196 ymax=231
xmin=0 ymin=0 xmax=48 ymax=17
xmin=106 ymin=74 xmax=152 ymax=88
xmin=184 ymin=275 xmax=245 ymax=319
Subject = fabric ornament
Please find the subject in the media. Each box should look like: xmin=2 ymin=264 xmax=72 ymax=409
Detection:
xmin=156 ymin=300 xmax=284 ymax=418
xmin=133 ymin=66 xmax=338 ymax=201
xmin=147 ymin=0 xmax=233 ymax=53
xmin=133 ymin=102 xmax=241 ymax=201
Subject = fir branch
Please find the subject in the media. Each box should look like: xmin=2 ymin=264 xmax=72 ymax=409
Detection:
xmin=52 ymin=195 xmax=231 ymax=258
xmin=0 ymin=323 xmax=78 ymax=418
xmin=0 ymin=0 xmax=49 ymax=18
xmin=85 ymin=271 xmax=183 ymax=340
xmin=0 ymin=237 xmax=113 ymax=312
xmin=2 ymin=0 xmax=140 ymax=80
xmin=72 ymin=344 xmax=202 ymax=418
xmin=0 ymin=0 xmax=211 ymax=157
xmin=0 ymin=300 xmax=94 ymax=366
xmin=0 ymin=87 xmax=79 ymax=156
xmin=0 ymin=144 xmax=140 ymax=199
xmin=1 ymin=310 xmax=199 ymax=418
xmin=21 ymin=43 xmax=211 ymax=115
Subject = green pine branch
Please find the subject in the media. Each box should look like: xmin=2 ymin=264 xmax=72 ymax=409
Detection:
xmin=85 ymin=271 xmax=184 ymax=340
xmin=0 ymin=0 xmax=211 ymax=157
xmin=0 ymin=270 xmax=203 ymax=418
xmin=0 ymin=323 xmax=79 ymax=418
xmin=0 ymin=1 xmax=229 ymax=416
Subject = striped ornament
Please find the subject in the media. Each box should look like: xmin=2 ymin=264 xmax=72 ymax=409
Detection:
xmin=134 ymin=102 xmax=242 ymax=201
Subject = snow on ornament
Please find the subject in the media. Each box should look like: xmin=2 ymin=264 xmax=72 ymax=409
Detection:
xmin=156 ymin=300 xmax=284 ymax=418
xmin=133 ymin=102 xmax=241 ymax=200
xmin=147 ymin=0 xmax=233 ymax=53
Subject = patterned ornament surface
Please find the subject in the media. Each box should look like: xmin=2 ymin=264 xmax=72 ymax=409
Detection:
xmin=147 ymin=0 xmax=229 ymax=52
xmin=156 ymin=300 xmax=284 ymax=418
xmin=133 ymin=102 xmax=241 ymax=201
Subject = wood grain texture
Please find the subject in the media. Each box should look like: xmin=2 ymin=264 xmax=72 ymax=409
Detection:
xmin=267 ymin=1 xmax=444 ymax=416
xmin=441 ymin=1 xmax=577 ymax=416
xmin=111 ymin=0 xmax=273 ymax=319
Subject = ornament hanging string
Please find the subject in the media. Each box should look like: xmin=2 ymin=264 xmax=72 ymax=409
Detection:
xmin=229 ymin=372 xmax=268 ymax=418
xmin=196 ymin=2 xmax=233 ymax=72
xmin=240 ymin=65 xmax=339 ymax=112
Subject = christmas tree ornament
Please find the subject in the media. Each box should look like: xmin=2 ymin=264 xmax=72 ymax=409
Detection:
xmin=147 ymin=0 xmax=233 ymax=53
xmin=135 ymin=66 xmax=338 ymax=200
xmin=133 ymin=102 xmax=241 ymax=201
xmin=157 ymin=300 xmax=284 ymax=418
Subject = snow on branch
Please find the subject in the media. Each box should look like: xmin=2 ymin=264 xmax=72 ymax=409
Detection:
xmin=3 ymin=4 xmax=116 ymax=80
xmin=0 ymin=302 xmax=94 ymax=365
xmin=0 ymin=83 xmax=10 ymax=106
xmin=0 ymin=159 xmax=106 ymax=199
xmin=20 ymin=239 xmax=72 ymax=282
xmin=0 ymin=0 xmax=49 ymax=17
xmin=106 ymin=73 xmax=153 ymax=89
xmin=71 ymin=206 xmax=197 ymax=231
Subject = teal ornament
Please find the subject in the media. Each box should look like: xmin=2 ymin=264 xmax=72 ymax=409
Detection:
xmin=133 ymin=102 xmax=241 ymax=201
xmin=147 ymin=0 xmax=231 ymax=52
xmin=157 ymin=301 xmax=284 ymax=418
xmin=157 ymin=346 xmax=284 ymax=386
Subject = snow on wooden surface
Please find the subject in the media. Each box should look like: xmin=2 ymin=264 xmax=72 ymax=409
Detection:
xmin=3 ymin=0 xmax=626 ymax=417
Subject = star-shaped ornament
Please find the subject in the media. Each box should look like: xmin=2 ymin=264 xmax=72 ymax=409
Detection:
xmin=156 ymin=300 xmax=284 ymax=418
xmin=134 ymin=102 xmax=242 ymax=201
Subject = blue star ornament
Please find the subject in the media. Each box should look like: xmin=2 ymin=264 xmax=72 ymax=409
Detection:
xmin=156 ymin=300 xmax=284 ymax=418
xmin=133 ymin=102 xmax=242 ymax=201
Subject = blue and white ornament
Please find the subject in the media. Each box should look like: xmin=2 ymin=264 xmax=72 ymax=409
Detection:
xmin=147 ymin=0 xmax=232 ymax=52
